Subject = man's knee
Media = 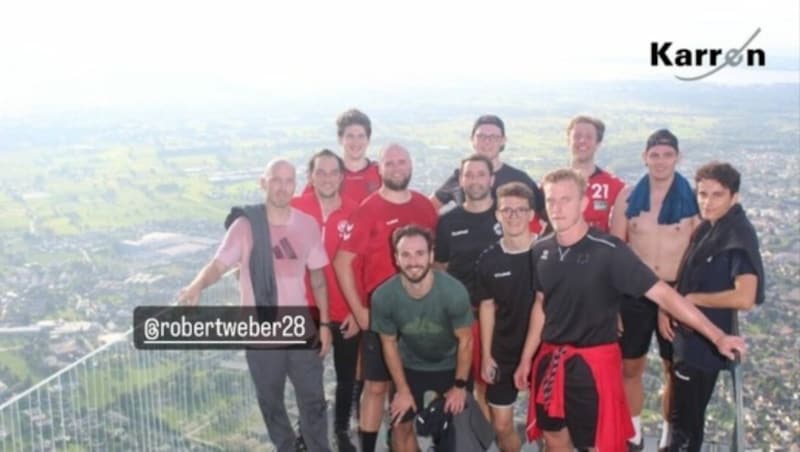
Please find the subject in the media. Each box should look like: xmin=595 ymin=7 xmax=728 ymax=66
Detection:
xmin=363 ymin=380 xmax=389 ymax=397
xmin=542 ymin=428 xmax=572 ymax=449
xmin=623 ymin=357 xmax=647 ymax=379
xmin=491 ymin=409 xmax=514 ymax=435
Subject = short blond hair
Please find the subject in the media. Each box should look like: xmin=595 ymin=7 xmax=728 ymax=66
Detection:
xmin=542 ymin=168 xmax=587 ymax=195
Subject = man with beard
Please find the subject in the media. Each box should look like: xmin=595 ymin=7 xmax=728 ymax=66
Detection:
xmin=291 ymin=149 xmax=360 ymax=452
xmin=178 ymin=159 xmax=332 ymax=452
xmin=430 ymin=115 xmax=546 ymax=230
xmin=433 ymin=153 xmax=502 ymax=419
xmin=476 ymin=182 xmax=537 ymax=452
xmin=333 ymin=143 xmax=438 ymax=452
xmin=371 ymin=225 xmax=474 ymax=452
xmin=513 ymin=168 xmax=745 ymax=452
xmin=566 ymin=115 xmax=626 ymax=235
xmin=612 ymin=129 xmax=700 ymax=451
xmin=667 ymin=162 xmax=764 ymax=451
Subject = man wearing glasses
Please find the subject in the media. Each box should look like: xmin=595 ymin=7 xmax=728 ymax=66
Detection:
xmin=430 ymin=115 xmax=546 ymax=229
xmin=475 ymin=182 xmax=537 ymax=452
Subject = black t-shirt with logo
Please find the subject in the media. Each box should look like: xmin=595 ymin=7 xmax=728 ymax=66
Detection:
xmin=474 ymin=242 xmax=534 ymax=365
xmin=435 ymin=206 xmax=503 ymax=305
xmin=531 ymin=229 xmax=658 ymax=347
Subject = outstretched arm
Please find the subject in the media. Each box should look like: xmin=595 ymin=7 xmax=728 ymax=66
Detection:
xmin=177 ymin=259 xmax=228 ymax=305
xmin=645 ymin=281 xmax=746 ymax=360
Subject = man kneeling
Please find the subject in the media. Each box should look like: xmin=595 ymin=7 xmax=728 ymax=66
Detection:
xmin=371 ymin=225 xmax=475 ymax=452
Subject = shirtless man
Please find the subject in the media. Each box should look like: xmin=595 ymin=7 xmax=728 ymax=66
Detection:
xmin=611 ymin=129 xmax=700 ymax=451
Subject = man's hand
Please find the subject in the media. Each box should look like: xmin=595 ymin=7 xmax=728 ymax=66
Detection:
xmin=318 ymin=325 xmax=332 ymax=358
xmin=444 ymin=386 xmax=466 ymax=415
xmin=481 ymin=356 xmax=498 ymax=384
xmin=714 ymin=334 xmax=747 ymax=361
xmin=390 ymin=390 xmax=417 ymax=426
xmin=340 ymin=313 xmax=360 ymax=339
xmin=177 ymin=284 xmax=201 ymax=306
xmin=513 ymin=361 xmax=531 ymax=391
xmin=658 ymin=309 xmax=676 ymax=342
xmin=354 ymin=307 xmax=370 ymax=331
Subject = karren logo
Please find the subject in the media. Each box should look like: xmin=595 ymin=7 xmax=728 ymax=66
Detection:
xmin=651 ymin=28 xmax=765 ymax=81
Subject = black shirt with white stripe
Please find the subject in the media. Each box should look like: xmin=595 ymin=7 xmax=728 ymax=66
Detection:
xmin=435 ymin=206 xmax=503 ymax=305
xmin=474 ymin=241 xmax=534 ymax=365
xmin=531 ymin=228 xmax=658 ymax=347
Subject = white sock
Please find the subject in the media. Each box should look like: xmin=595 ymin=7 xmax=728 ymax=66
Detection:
xmin=659 ymin=420 xmax=671 ymax=448
xmin=630 ymin=416 xmax=642 ymax=444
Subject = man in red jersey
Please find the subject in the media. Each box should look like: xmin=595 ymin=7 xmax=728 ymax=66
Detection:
xmin=302 ymin=108 xmax=381 ymax=204
xmin=291 ymin=149 xmax=360 ymax=452
xmin=567 ymin=115 xmax=626 ymax=236
xmin=337 ymin=108 xmax=382 ymax=203
xmin=333 ymin=143 xmax=438 ymax=452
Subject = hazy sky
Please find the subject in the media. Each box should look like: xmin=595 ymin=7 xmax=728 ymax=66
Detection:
xmin=0 ymin=0 xmax=797 ymax=113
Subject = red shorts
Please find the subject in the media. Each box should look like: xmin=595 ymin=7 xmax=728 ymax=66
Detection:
xmin=471 ymin=320 xmax=487 ymax=385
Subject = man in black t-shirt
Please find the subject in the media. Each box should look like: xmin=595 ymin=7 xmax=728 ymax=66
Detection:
xmin=429 ymin=115 xmax=546 ymax=231
xmin=667 ymin=162 xmax=764 ymax=452
xmin=434 ymin=153 xmax=503 ymax=420
xmin=475 ymin=182 xmax=536 ymax=452
xmin=512 ymin=168 xmax=747 ymax=451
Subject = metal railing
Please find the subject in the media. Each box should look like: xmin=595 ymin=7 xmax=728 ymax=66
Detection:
xmin=0 ymin=274 xmax=279 ymax=452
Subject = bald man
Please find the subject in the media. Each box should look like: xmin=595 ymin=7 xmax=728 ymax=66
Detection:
xmin=334 ymin=144 xmax=438 ymax=452
xmin=179 ymin=159 xmax=333 ymax=452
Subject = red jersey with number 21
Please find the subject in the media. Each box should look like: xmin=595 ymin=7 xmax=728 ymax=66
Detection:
xmin=584 ymin=167 xmax=625 ymax=233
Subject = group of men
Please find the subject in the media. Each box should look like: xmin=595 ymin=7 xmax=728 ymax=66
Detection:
xmin=178 ymin=109 xmax=763 ymax=452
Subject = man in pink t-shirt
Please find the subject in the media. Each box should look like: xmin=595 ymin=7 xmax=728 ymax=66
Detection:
xmin=178 ymin=159 xmax=333 ymax=452
xmin=333 ymin=143 xmax=438 ymax=452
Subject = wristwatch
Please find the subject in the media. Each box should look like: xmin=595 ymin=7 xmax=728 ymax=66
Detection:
xmin=453 ymin=378 xmax=468 ymax=389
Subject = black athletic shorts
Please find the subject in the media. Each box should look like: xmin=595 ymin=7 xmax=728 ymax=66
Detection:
xmin=486 ymin=362 xmax=520 ymax=407
xmin=392 ymin=367 xmax=469 ymax=423
xmin=534 ymin=353 xmax=599 ymax=449
xmin=362 ymin=330 xmax=391 ymax=382
xmin=619 ymin=295 xmax=673 ymax=361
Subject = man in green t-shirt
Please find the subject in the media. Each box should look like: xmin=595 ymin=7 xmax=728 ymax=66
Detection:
xmin=371 ymin=225 xmax=474 ymax=452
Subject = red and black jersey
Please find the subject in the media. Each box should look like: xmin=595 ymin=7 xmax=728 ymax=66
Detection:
xmin=583 ymin=167 xmax=625 ymax=233
xmin=291 ymin=192 xmax=359 ymax=322
xmin=339 ymin=191 xmax=438 ymax=299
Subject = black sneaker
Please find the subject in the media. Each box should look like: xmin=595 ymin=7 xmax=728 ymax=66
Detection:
xmin=627 ymin=438 xmax=644 ymax=452
xmin=335 ymin=429 xmax=356 ymax=452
